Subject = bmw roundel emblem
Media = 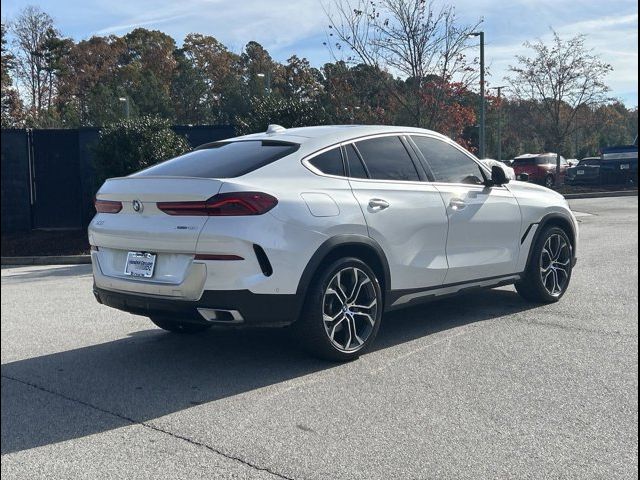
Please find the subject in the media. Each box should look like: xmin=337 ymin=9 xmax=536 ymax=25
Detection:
xmin=132 ymin=199 xmax=143 ymax=213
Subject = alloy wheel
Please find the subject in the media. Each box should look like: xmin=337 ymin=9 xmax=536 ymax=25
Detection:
xmin=539 ymin=234 xmax=571 ymax=297
xmin=545 ymin=176 xmax=555 ymax=188
xmin=322 ymin=267 xmax=379 ymax=353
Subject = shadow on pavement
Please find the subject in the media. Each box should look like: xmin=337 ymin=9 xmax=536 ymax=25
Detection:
xmin=1 ymin=289 xmax=536 ymax=454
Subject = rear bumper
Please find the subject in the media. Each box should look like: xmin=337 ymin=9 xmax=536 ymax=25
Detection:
xmin=92 ymin=251 xmax=207 ymax=301
xmin=566 ymin=175 xmax=600 ymax=185
xmin=93 ymin=286 xmax=302 ymax=327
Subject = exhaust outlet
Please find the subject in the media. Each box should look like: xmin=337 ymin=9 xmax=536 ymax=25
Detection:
xmin=197 ymin=308 xmax=244 ymax=324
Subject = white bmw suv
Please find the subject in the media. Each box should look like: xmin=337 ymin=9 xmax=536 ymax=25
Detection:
xmin=90 ymin=125 xmax=578 ymax=360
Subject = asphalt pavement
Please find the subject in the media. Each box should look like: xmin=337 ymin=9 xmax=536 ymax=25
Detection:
xmin=1 ymin=196 xmax=638 ymax=479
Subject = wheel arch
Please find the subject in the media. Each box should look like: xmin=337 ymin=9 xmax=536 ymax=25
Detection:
xmin=525 ymin=212 xmax=577 ymax=271
xmin=296 ymin=235 xmax=391 ymax=304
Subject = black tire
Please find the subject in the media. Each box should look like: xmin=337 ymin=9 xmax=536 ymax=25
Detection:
xmin=295 ymin=257 xmax=383 ymax=362
xmin=544 ymin=174 xmax=555 ymax=188
xmin=149 ymin=317 xmax=211 ymax=334
xmin=515 ymin=226 xmax=573 ymax=303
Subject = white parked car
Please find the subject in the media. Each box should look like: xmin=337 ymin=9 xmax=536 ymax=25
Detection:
xmin=90 ymin=125 xmax=578 ymax=361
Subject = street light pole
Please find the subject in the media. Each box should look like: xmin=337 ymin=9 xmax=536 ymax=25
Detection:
xmin=257 ymin=72 xmax=271 ymax=96
xmin=490 ymin=85 xmax=508 ymax=161
xmin=469 ymin=31 xmax=485 ymax=158
xmin=118 ymin=97 xmax=130 ymax=120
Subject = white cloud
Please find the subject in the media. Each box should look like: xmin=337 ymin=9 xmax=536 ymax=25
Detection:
xmin=484 ymin=12 xmax=638 ymax=106
xmin=2 ymin=0 xmax=637 ymax=105
xmin=92 ymin=0 xmax=328 ymax=52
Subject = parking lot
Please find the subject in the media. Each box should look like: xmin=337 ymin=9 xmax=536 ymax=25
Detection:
xmin=1 ymin=196 xmax=638 ymax=479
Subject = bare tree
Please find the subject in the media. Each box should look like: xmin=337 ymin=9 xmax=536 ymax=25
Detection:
xmin=1 ymin=23 xmax=24 ymax=127
xmin=10 ymin=6 xmax=57 ymax=118
xmin=507 ymin=31 xmax=613 ymax=181
xmin=324 ymin=0 xmax=481 ymax=129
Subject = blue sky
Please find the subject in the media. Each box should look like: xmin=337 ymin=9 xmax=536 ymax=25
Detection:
xmin=2 ymin=0 xmax=638 ymax=106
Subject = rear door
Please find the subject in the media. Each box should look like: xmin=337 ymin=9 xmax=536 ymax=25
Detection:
xmin=345 ymin=136 xmax=449 ymax=291
xmin=410 ymin=135 xmax=522 ymax=284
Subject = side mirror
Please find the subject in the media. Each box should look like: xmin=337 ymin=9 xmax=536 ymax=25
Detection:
xmin=517 ymin=172 xmax=530 ymax=182
xmin=490 ymin=165 xmax=509 ymax=186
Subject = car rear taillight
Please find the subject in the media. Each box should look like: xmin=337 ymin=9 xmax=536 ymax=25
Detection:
xmin=157 ymin=192 xmax=278 ymax=216
xmin=95 ymin=199 xmax=123 ymax=213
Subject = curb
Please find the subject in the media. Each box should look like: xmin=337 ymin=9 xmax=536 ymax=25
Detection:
xmin=1 ymin=255 xmax=91 ymax=266
xmin=562 ymin=190 xmax=638 ymax=199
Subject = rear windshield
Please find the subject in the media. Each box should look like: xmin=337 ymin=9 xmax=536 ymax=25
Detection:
xmin=513 ymin=156 xmax=551 ymax=165
xmin=579 ymin=159 xmax=600 ymax=166
xmin=133 ymin=140 xmax=299 ymax=178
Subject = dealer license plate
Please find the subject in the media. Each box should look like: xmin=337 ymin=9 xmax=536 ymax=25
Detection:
xmin=124 ymin=252 xmax=156 ymax=278
xmin=577 ymin=170 xmax=585 ymax=175
xmin=620 ymin=164 xmax=630 ymax=170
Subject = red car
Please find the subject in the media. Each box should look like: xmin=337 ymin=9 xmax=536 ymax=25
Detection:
xmin=512 ymin=153 xmax=569 ymax=188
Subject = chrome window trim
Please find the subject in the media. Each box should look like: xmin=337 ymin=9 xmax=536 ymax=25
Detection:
xmin=301 ymin=131 xmax=449 ymax=185
xmin=407 ymin=132 xmax=492 ymax=181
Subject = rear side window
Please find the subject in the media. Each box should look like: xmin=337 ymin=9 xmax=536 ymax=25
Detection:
xmin=133 ymin=140 xmax=299 ymax=178
xmin=536 ymin=156 xmax=553 ymax=165
xmin=345 ymin=144 xmax=369 ymax=179
xmin=308 ymin=147 xmax=345 ymax=176
xmin=580 ymin=159 xmax=599 ymax=166
xmin=411 ymin=136 xmax=485 ymax=185
xmin=513 ymin=157 xmax=536 ymax=165
xmin=355 ymin=136 xmax=420 ymax=181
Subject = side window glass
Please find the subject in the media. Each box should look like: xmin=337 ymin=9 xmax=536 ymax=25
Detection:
xmin=355 ymin=136 xmax=420 ymax=181
xmin=411 ymin=136 xmax=484 ymax=185
xmin=308 ymin=147 xmax=344 ymax=176
xmin=345 ymin=144 xmax=369 ymax=179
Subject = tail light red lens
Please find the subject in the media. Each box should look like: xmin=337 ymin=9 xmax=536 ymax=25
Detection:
xmin=157 ymin=192 xmax=278 ymax=216
xmin=95 ymin=199 xmax=123 ymax=213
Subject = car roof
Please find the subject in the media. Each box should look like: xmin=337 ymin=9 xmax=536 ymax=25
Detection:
xmin=514 ymin=152 xmax=557 ymax=159
xmin=224 ymin=125 xmax=453 ymax=155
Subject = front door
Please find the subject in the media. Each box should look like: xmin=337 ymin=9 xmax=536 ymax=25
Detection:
xmin=409 ymin=135 xmax=522 ymax=284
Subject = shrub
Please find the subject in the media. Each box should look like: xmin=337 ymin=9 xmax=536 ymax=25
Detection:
xmin=93 ymin=116 xmax=190 ymax=184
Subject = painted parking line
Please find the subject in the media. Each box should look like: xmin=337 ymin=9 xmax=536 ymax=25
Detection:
xmin=571 ymin=211 xmax=594 ymax=217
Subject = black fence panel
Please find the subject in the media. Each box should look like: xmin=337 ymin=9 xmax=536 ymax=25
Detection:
xmin=31 ymin=129 xmax=83 ymax=229
xmin=1 ymin=129 xmax=31 ymax=233
xmin=78 ymin=128 xmax=101 ymax=227
xmin=1 ymin=125 xmax=235 ymax=233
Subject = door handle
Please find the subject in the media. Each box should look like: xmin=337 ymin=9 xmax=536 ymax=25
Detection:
xmin=368 ymin=198 xmax=390 ymax=211
xmin=449 ymin=198 xmax=467 ymax=210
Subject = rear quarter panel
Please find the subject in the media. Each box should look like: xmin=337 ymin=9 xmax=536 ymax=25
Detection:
xmin=196 ymin=158 xmax=369 ymax=295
